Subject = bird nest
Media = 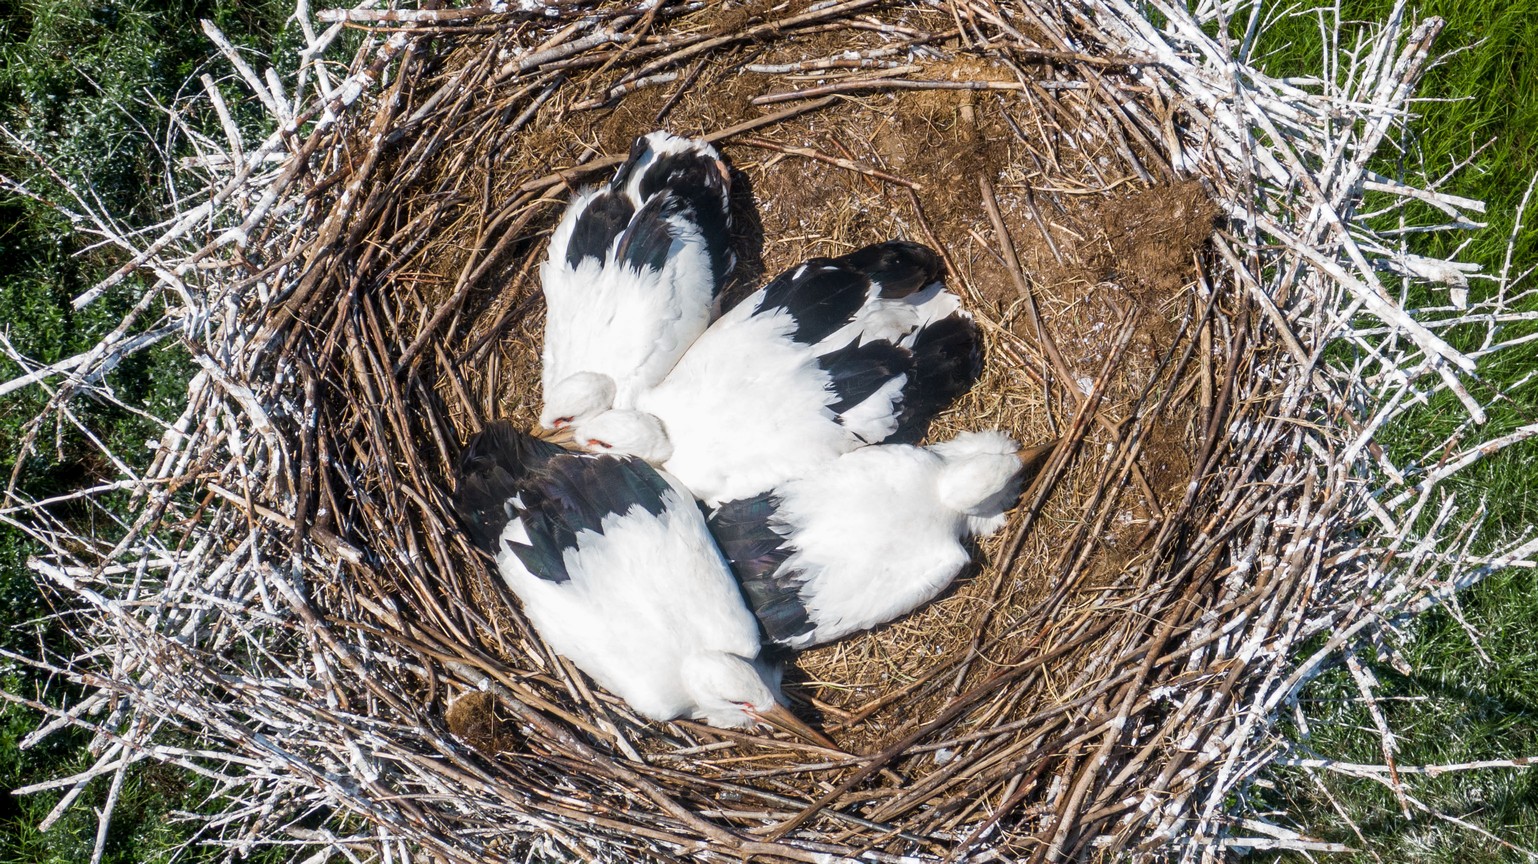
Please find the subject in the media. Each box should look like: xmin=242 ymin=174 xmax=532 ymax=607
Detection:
xmin=7 ymin=0 xmax=1522 ymax=861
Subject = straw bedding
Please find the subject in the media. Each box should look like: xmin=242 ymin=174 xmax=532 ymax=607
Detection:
xmin=5 ymin=0 xmax=1512 ymax=861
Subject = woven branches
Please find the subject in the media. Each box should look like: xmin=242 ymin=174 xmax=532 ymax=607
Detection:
xmin=3 ymin=0 xmax=1530 ymax=861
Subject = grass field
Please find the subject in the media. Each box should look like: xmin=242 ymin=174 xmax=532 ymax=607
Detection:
xmin=1 ymin=0 xmax=1534 ymax=859
xmin=1244 ymin=1 xmax=1538 ymax=859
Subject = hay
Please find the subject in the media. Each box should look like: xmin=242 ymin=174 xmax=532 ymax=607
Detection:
xmin=3 ymin=0 xmax=1534 ymax=861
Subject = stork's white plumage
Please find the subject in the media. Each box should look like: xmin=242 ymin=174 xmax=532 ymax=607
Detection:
xmin=454 ymin=421 xmax=831 ymax=744
xmin=541 ymin=241 xmax=983 ymax=506
xmin=540 ymin=132 xmax=733 ymax=422
xmin=708 ymin=432 xmax=1055 ymax=650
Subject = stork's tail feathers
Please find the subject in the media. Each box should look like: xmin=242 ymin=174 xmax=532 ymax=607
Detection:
xmin=559 ymin=187 xmax=635 ymax=270
xmin=890 ymin=312 xmax=985 ymax=443
xmin=707 ymin=493 xmax=815 ymax=647
xmin=818 ymin=337 xmax=914 ymax=417
xmin=552 ymin=133 xmax=735 ymax=288
xmin=835 ymin=240 xmax=944 ymax=299
xmin=617 ymin=132 xmax=735 ymax=289
xmin=454 ymin=421 xmax=564 ymax=555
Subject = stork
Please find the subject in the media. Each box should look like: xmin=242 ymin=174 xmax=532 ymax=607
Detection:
xmin=540 ymin=132 xmax=733 ymax=422
xmin=708 ymin=433 xmax=1057 ymax=649
xmin=454 ymin=420 xmax=832 ymax=745
xmin=537 ymin=241 xmax=983 ymax=506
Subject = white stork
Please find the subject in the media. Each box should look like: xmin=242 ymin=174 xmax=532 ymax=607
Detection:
xmin=540 ymin=132 xmax=733 ymax=423
xmin=537 ymin=241 xmax=983 ymax=507
xmin=454 ymin=420 xmax=832 ymax=745
xmin=707 ymin=433 xmax=1056 ymax=649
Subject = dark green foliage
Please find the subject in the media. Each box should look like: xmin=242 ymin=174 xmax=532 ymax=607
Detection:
xmin=0 ymin=0 xmax=290 ymax=858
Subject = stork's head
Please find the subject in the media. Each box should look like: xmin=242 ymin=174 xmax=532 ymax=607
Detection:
xmin=681 ymin=652 xmax=836 ymax=748
xmin=567 ymin=409 xmax=674 ymax=465
xmin=539 ymin=371 xmax=617 ymax=432
xmin=929 ymin=430 xmax=1027 ymax=532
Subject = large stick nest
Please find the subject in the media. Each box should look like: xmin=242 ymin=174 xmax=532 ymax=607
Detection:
xmin=8 ymin=0 xmax=1518 ymax=861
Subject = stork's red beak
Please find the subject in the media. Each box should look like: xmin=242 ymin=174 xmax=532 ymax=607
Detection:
xmin=751 ymin=704 xmax=839 ymax=751
xmin=530 ymin=423 xmax=577 ymax=446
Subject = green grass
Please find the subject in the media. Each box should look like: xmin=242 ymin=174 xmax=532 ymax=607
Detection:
xmin=1241 ymin=1 xmax=1538 ymax=859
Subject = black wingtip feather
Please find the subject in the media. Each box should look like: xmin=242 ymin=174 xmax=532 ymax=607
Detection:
xmin=835 ymin=241 xmax=943 ymax=299
xmin=756 ymin=261 xmax=870 ymax=346
xmin=628 ymin=135 xmax=734 ymax=288
xmin=708 ymin=494 xmax=815 ymax=646
xmin=510 ymin=453 xmax=673 ymax=583
xmin=564 ymin=189 xmax=635 ymax=269
xmin=818 ymin=337 xmax=914 ymax=416
xmin=454 ymin=421 xmax=566 ymax=555
xmin=613 ymin=193 xmax=684 ymax=274
xmin=890 ymin=313 xmax=984 ymax=443
xmin=455 ymin=422 xmax=677 ymax=585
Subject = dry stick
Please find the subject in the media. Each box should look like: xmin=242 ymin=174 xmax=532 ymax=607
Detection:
xmin=347 ymin=607 xmax=612 ymax=741
xmin=1036 ymin=595 xmax=1200 ymax=859
xmin=904 ymin=187 xmax=962 ymax=281
xmin=514 ymin=96 xmax=840 ymax=195
xmin=753 ymin=77 xmax=1082 ymax=105
xmin=1047 ymin=300 xmax=1207 ymax=580
xmin=265 ymin=43 xmax=417 ymax=344
xmin=1346 ymin=650 xmax=1410 ymax=816
xmin=1082 ymin=582 xmax=1273 ymax=855
xmin=652 ymin=57 xmax=707 ymax=125
xmin=639 ymin=762 xmax=936 ymax=847
xmin=615 ymin=0 xmax=885 ymax=86
xmin=737 ymin=136 xmax=922 ymax=189
xmin=762 ymin=610 xmax=1122 ymax=843
xmin=393 ymin=190 xmax=544 ymax=374
xmin=570 ymin=70 xmax=679 ymax=111
xmin=951 ymin=303 xmax=1144 ymax=690
xmin=978 ymin=177 xmax=1073 ymax=394
xmin=316 ymin=2 xmax=538 ymax=23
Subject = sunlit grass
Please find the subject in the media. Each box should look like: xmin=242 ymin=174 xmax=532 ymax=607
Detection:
xmin=1247 ymin=0 xmax=1538 ymax=858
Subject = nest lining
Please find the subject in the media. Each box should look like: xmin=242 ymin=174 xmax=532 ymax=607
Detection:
xmin=308 ymin=7 xmax=1230 ymax=854
xmin=6 ymin=0 xmax=1504 ymax=861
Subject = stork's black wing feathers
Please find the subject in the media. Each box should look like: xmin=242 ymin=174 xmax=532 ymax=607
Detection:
xmin=889 ymin=312 xmax=984 ymax=444
xmin=835 ymin=241 xmax=943 ymax=299
xmin=614 ymin=192 xmax=684 ymax=274
xmin=754 ymin=241 xmax=947 ymax=346
xmin=631 ymin=142 xmax=733 ymax=287
xmin=755 ymin=261 xmax=870 ymax=346
xmin=510 ymin=453 xmax=674 ymax=584
xmin=455 ymin=422 xmax=674 ymax=584
xmin=564 ymin=189 xmax=635 ymax=269
xmin=817 ymin=337 xmax=914 ymax=416
xmin=709 ymin=493 xmax=815 ymax=645
xmin=454 ymin=421 xmax=566 ymax=555
xmin=567 ymin=133 xmax=735 ymax=289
